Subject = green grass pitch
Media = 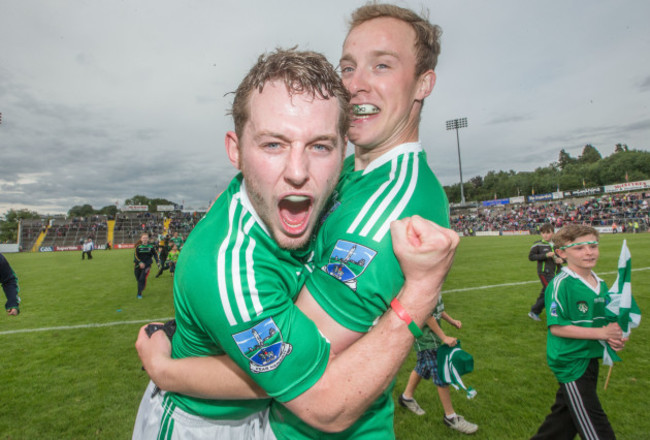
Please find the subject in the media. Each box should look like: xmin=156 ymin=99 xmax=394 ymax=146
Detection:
xmin=1 ymin=233 xmax=648 ymax=439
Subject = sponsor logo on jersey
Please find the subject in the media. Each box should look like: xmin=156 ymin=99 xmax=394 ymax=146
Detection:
xmin=550 ymin=301 xmax=558 ymax=317
xmin=322 ymin=240 xmax=377 ymax=291
xmin=233 ymin=318 xmax=292 ymax=373
xmin=577 ymin=301 xmax=589 ymax=314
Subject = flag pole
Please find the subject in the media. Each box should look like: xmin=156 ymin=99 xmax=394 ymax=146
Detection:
xmin=604 ymin=365 xmax=613 ymax=390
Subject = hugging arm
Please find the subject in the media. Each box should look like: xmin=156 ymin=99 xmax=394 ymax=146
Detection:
xmin=136 ymin=216 xmax=458 ymax=431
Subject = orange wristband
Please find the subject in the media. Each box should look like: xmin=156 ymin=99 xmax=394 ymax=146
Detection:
xmin=390 ymin=298 xmax=423 ymax=338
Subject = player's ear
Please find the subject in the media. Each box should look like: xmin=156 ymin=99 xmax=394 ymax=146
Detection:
xmin=225 ymin=131 xmax=241 ymax=170
xmin=415 ymin=70 xmax=436 ymax=101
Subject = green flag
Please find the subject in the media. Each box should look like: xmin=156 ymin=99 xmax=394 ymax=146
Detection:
xmin=603 ymin=240 xmax=642 ymax=366
xmin=437 ymin=341 xmax=477 ymax=399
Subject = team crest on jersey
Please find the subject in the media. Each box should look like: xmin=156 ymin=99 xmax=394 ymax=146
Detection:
xmin=550 ymin=301 xmax=558 ymax=317
xmin=322 ymin=240 xmax=377 ymax=291
xmin=233 ymin=318 xmax=292 ymax=373
xmin=577 ymin=301 xmax=589 ymax=314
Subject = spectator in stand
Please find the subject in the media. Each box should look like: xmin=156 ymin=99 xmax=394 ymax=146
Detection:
xmin=134 ymin=233 xmax=159 ymax=299
xmin=1 ymin=253 xmax=20 ymax=316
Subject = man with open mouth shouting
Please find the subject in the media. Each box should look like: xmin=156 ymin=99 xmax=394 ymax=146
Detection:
xmin=134 ymin=45 xmax=457 ymax=439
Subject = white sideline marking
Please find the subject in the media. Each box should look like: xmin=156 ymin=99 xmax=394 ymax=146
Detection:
xmin=0 ymin=317 xmax=174 ymax=336
xmin=442 ymin=267 xmax=650 ymax=294
xmin=3 ymin=267 xmax=649 ymax=336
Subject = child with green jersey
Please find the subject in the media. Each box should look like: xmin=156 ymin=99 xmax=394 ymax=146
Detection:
xmin=398 ymin=295 xmax=478 ymax=434
xmin=531 ymin=224 xmax=626 ymax=440
xmin=167 ymin=243 xmax=180 ymax=277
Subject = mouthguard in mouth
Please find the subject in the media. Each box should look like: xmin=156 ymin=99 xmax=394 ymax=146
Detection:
xmin=353 ymin=104 xmax=380 ymax=116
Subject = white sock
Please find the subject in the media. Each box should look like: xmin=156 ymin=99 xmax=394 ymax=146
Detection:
xmin=445 ymin=413 xmax=457 ymax=420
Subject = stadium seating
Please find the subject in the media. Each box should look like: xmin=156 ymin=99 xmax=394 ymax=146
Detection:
xmin=451 ymin=192 xmax=649 ymax=235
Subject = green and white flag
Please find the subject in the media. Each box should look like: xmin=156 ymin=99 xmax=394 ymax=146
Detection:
xmin=603 ymin=240 xmax=642 ymax=366
xmin=437 ymin=341 xmax=477 ymax=399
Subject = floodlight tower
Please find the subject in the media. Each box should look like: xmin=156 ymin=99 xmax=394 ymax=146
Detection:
xmin=446 ymin=117 xmax=468 ymax=204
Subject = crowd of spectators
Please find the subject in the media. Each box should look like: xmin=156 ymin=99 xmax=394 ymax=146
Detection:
xmin=114 ymin=212 xmax=167 ymax=241
xmin=112 ymin=212 xmax=204 ymax=243
xmin=451 ymin=192 xmax=650 ymax=235
xmin=168 ymin=212 xmax=203 ymax=234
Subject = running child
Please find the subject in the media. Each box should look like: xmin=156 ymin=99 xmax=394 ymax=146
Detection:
xmin=528 ymin=223 xmax=563 ymax=321
xmin=398 ymin=295 xmax=478 ymax=434
xmin=133 ymin=233 xmax=159 ymax=299
xmin=167 ymin=243 xmax=180 ymax=277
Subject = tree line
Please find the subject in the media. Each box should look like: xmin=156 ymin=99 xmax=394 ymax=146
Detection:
xmin=443 ymin=144 xmax=650 ymax=204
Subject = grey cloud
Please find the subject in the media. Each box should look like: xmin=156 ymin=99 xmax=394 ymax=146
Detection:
xmin=488 ymin=114 xmax=533 ymax=125
xmin=639 ymin=76 xmax=650 ymax=92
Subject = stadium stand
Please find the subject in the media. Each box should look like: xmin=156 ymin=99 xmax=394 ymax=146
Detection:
xmin=19 ymin=219 xmax=48 ymax=252
xmin=451 ymin=192 xmax=649 ymax=235
xmin=39 ymin=216 xmax=109 ymax=247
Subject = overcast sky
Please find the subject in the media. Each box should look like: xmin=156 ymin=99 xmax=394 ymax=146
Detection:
xmin=1 ymin=0 xmax=649 ymax=215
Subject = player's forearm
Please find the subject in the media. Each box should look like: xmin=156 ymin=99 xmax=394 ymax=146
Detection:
xmin=284 ymin=306 xmax=417 ymax=432
xmin=285 ymin=281 xmax=440 ymax=432
xmin=549 ymin=324 xmax=605 ymax=340
xmin=150 ymin=356 xmax=267 ymax=400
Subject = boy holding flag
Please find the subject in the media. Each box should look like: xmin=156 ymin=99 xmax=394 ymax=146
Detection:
xmin=531 ymin=224 xmax=628 ymax=440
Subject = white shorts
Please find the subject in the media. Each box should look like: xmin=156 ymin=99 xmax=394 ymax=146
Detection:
xmin=132 ymin=381 xmax=275 ymax=440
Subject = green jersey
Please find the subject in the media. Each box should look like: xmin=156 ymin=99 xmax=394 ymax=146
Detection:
xmin=271 ymin=143 xmax=450 ymax=439
xmin=166 ymin=174 xmax=330 ymax=420
xmin=167 ymin=249 xmax=179 ymax=263
xmin=134 ymin=243 xmax=158 ymax=267
xmin=545 ymin=267 xmax=612 ymax=383
xmin=170 ymin=236 xmax=184 ymax=250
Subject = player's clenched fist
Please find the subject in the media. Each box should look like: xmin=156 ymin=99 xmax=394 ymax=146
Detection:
xmin=390 ymin=215 xmax=459 ymax=295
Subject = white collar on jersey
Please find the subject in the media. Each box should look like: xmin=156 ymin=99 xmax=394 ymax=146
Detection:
xmin=561 ymin=266 xmax=604 ymax=294
xmin=362 ymin=141 xmax=423 ymax=176
xmin=238 ymin=180 xmax=271 ymax=237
